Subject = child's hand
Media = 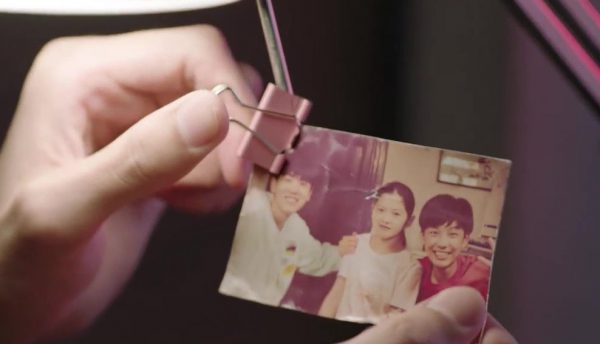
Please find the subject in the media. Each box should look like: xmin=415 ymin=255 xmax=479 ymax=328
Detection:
xmin=410 ymin=250 xmax=428 ymax=260
xmin=476 ymin=237 xmax=497 ymax=266
xmin=338 ymin=232 xmax=359 ymax=256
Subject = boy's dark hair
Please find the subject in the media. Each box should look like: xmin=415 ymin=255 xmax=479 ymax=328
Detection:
xmin=270 ymin=141 xmax=324 ymax=190
xmin=419 ymin=194 xmax=474 ymax=235
xmin=374 ymin=181 xmax=416 ymax=218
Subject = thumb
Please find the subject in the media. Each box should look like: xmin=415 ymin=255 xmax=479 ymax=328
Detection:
xmin=89 ymin=90 xmax=229 ymax=205
xmin=345 ymin=287 xmax=487 ymax=344
xmin=13 ymin=90 xmax=228 ymax=244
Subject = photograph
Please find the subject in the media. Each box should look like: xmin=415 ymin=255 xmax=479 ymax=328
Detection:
xmin=219 ymin=126 xmax=511 ymax=324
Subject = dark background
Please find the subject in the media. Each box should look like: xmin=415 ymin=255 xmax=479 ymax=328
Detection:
xmin=0 ymin=1 xmax=599 ymax=343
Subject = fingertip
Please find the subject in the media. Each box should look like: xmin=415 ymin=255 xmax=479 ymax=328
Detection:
xmin=482 ymin=315 xmax=518 ymax=344
xmin=176 ymin=90 xmax=229 ymax=151
xmin=482 ymin=327 xmax=519 ymax=344
xmin=218 ymin=151 xmax=252 ymax=189
xmin=425 ymin=287 xmax=487 ymax=330
xmin=344 ymin=287 xmax=488 ymax=344
xmin=238 ymin=62 xmax=263 ymax=99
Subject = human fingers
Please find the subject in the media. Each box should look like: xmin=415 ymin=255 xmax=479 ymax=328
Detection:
xmin=338 ymin=235 xmax=358 ymax=255
xmin=239 ymin=62 xmax=264 ymax=99
xmin=411 ymin=250 xmax=428 ymax=260
xmin=161 ymin=62 xmax=263 ymax=212
xmin=7 ymin=90 xmax=227 ymax=246
xmin=347 ymin=235 xmax=359 ymax=250
xmin=487 ymin=237 xmax=496 ymax=251
xmin=109 ymin=26 xmax=259 ymax=189
xmin=7 ymin=25 xmax=255 ymax=195
xmin=25 ymin=25 xmax=254 ymax=111
xmin=481 ymin=314 xmax=518 ymax=344
xmin=477 ymin=256 xmax=492 ymax=267
xmin=345 ymin=287 xmax=487 ymax=344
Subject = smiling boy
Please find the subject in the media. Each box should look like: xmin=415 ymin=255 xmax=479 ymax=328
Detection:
xmin=220 ymin=168 xmax=352 ymax=306
xmin=415 ymin=194 xmax=490 ymax=302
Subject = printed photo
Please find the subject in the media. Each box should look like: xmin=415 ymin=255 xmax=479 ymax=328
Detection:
xmin=219 ymin=126 xmax=511 ymax=324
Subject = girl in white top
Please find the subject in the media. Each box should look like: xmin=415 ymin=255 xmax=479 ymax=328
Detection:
xmin=318 ymin=181 xmax=421 ymax=323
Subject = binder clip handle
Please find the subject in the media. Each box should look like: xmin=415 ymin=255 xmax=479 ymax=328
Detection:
xmin=212 ymin=83 xmax=311 ymax=174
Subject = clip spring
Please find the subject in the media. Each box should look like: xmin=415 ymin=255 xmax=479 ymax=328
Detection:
xmin=212 ymin=84 xmax=299 ymax=156
xmin=212 ymin=83 xmax=312 ymax=174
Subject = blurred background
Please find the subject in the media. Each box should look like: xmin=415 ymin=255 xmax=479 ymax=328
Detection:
xmin=0 ymin=0 xmax=598 ymax=342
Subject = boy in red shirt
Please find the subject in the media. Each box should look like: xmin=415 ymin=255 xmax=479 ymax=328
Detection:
xmin=415 ymin=194 xmax=490 ymax=302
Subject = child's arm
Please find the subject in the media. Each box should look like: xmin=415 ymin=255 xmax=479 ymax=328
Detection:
xmin=295 ymin=224 xmax=342 ymax=276
xmin=387 ymin=261 xmax=422 ymax=311
xmin=318 ymin=276 xmax=346 ymax=318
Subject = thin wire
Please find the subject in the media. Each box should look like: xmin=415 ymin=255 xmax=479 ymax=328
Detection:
xmin=256 ymin=0 xmax=293 ymax=93
xmin=228 ymin=118 xmax=280 ymax=155
xmin=211 ymin=84 xmax=299 ymax=156
xmin=212 ymin=84 xmax=300 ymax=127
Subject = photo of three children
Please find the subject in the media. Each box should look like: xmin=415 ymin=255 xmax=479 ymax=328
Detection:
xmin=220 ymin=126 xmax=510 ymax=324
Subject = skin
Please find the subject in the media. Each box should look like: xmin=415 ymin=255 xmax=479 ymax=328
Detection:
xmin=269 ymin=173 xmax=356 ymax=256
xmin=319 ymin=192 xmax=412 ymax=318
xmin=345 ymin=287 xmax=518 ymax=344
xmin=422 ymin=221 xmax=470 ymax=282
xmin=0 ymin=25 xmax=258 ymax=343
xmin=369 ymin=192 xmax=412 ymax=254
xmin=318 ymin=275 xmax=347 ymax=318
xmin=269 ymin=173 xmax=312 ymax=229
xmin=0 ymin=26 xmax=516 ymax=344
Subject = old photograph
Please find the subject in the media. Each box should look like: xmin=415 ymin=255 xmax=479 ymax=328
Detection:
xmin=220 ymin=126 xmax=511 ymax=324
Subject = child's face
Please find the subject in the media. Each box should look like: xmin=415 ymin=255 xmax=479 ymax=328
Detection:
xmin=270 ymin=173 xmax=312 ymax=216
xmin=370 ymin=192 xmax=409 ymax=241
xmin=422 ymin=221 xmax=469 ymax=270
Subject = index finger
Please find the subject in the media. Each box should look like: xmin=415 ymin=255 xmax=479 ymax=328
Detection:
xmin=89 ymin=25 xmax=257 ymax=186
xmin=75 ymin=25 xmax=253 ymax=105
xmin=33 ymin=25 xmax=255 ymax=186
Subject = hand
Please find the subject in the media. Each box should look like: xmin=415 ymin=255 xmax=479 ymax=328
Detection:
xmin=411 ymin=250 xmax=428 ymax=260
xmin=0 ymin=25 xmax=260 ymax=343
xmin=338 ymin=232 xmax=359 ymax=256
xmin=477 ymin=238 xmax=496 ymax=266
xmin=347 ymin=287 xmax=517 ymax=344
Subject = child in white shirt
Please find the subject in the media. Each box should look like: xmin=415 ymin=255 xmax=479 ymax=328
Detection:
xmin=318 ymin=181 xmax=421 ymax=323
xmin=220 ymin=172 xmax=353 ymax=306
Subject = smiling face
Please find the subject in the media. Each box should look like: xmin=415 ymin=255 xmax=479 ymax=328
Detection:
xmin=423 ymin=221 xmax=469 ymax=272
xmin=270 ymin=173 xmax=312 ymax=218
xmin=370 ymin=192 xmax=410 ymax=241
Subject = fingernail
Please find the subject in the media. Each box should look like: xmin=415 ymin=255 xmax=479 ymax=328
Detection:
xmin=176 ymin=90 xmax=228 ymax=149
xmin=425 ymin=287 xmax=486 ymax=329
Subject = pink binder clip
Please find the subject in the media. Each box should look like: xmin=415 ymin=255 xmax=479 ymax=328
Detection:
xmin=237 ymin=83 xmax=311 ymax=174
